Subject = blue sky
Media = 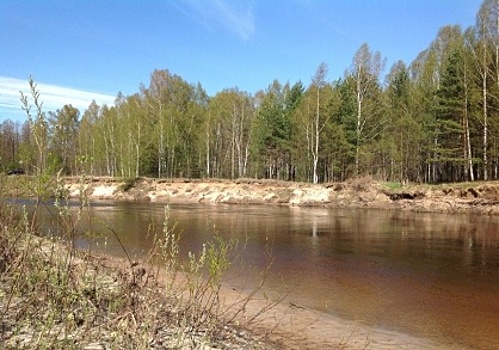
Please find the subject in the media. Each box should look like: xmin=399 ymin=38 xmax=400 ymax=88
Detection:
xmin=0 ymin=0 xmax=482 ymax=122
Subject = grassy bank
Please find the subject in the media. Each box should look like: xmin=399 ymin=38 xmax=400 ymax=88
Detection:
xmin=0 ymin=176 xmax=284 ymax=349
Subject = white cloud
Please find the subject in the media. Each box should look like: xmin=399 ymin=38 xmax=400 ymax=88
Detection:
xmin=176 ymin=0 xmax=255 ymax=40
xmin=0 ymin=76 xmax=116 ymax=121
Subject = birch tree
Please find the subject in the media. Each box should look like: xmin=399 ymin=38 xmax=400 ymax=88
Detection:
xmin=208 ymin=89 xmax=253 ymax=179
xmin=310 ymin=63 xmax=328 ymax=183
xmin=466 ymin=1 xmax=499 ymax=180
xmin=49 ymin=104 xmax=80 ymax=175
xmin=349 ymin=43 xmax=385 ymax=176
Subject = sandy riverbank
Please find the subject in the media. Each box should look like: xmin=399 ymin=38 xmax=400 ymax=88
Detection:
xmin=61 ymin=176 xmax=499 ymax=216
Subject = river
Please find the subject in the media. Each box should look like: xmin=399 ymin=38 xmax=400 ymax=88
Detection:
xmin=38 ymin=201 xmax=499 ymax=349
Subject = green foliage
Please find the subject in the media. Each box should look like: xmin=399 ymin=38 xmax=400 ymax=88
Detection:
xmin=382 ymin=181 xmax=403 ymax=191
xmin=252 ymin=80 xmax=303 ymax=180
xmin=48 ymin=104 xmax=80 ymax=175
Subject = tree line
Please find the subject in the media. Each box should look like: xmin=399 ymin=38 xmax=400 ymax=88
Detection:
xmin=2 ymin=0 xmax=499 ymax=184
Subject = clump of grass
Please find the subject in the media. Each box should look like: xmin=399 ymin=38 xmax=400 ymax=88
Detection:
xmin=141 ymin=205 xmax=287 ymax=347
xmin=382 ymin=181 xmax=403 ymax=191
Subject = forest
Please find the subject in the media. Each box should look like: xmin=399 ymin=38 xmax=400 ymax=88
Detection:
xmin=1 ymin=0 xmax=499 ymax=184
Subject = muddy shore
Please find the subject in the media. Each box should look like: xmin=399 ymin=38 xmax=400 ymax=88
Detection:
xmin=62 ymin=176 xmax=499 ymax=216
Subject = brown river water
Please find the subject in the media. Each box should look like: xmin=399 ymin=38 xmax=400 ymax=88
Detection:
xmin=38 ymin=201 xmax=499 ymax=349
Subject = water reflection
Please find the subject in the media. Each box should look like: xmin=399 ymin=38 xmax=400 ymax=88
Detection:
xmin=27 ymin=201 xmax=499 ymax=349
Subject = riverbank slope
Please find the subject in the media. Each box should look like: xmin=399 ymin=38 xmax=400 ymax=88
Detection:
xmin=59 ymin=176 xmax=499 ymax=215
